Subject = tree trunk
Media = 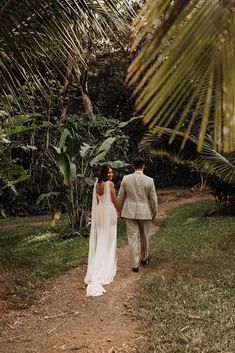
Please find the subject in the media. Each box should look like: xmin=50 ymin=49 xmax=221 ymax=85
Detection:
xmin=60 ymin=58 xmax=73 ymax=121
xmin=73 ymin=61 xmax=94 ymax=119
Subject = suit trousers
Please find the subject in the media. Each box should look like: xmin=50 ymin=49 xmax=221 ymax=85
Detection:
xmin=125 ymin=219 xmax=151 ymax=268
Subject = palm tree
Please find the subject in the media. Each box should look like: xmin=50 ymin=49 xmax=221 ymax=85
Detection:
xmin=128 ymin=0 xmax=235 ymax=153
xmin=0 ymin=0 xmax=134 ymax=110
xmin=141 ymin=127 xmax=235 ymax=185
xmin=142 ymin=126 xmax=235 ymax=214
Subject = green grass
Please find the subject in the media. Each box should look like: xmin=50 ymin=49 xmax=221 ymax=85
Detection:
xmin=117 ymin=218 xmax=128 ymax=246
xmin=0 ymin=215 xmax=127 ymax=309
xmin=133 ymin=201 xmax=235 ymax=353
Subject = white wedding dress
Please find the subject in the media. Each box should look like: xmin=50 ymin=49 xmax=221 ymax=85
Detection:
xmin=84 ymin=180 xmax=117 ymax=297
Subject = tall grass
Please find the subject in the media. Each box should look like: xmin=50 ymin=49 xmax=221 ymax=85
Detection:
xmin=133 ymin=202 xmax=235 ymax=353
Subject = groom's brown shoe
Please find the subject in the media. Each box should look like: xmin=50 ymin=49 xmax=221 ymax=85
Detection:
xmin=140 ymin=257 xmax=149 ymax=266
xmin=132 ymin=267 xmax=139 ymax=272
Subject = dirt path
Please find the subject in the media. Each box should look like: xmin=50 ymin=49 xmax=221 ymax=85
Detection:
xmin=0 ymin=188 xmax=213 ymax=353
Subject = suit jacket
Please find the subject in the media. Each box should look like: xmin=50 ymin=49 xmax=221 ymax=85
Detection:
xmin=118 ymin=171 xmax=158 ymax=220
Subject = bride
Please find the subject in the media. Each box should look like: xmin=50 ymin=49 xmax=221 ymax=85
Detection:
xmin=84 ymin=164 xmax=120 ymax=297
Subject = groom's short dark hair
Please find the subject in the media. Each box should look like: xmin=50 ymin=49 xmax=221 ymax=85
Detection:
xmin=133 ymin=157 xmax=145 ymax=169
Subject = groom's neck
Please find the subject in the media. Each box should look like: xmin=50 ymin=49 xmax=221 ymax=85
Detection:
xmin=134 ymin=167 xmax=144 ymax=172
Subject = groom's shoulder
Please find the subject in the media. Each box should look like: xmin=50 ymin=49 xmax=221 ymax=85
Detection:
xmin=145 ymin=174 xmax=153 ymax=181
xmin=123 ymin=173 xmax=153 ymax=181
xmin=143 ymin=174 xmax=154 ymax=183
xmin=121 ymin=173 xmax=133 ymax=183
xmin=124 ymin=173 xmax=134 ymax=180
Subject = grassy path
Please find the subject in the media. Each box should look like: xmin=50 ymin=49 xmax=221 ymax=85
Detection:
xmin=1 ymin=188 xmax=231 ymax=353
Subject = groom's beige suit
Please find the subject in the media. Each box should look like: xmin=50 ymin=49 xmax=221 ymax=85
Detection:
xmin=118 ymin=170 xmax=158 ymax=268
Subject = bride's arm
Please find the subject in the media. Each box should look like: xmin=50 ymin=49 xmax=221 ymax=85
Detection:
xmin=110 ymin=182 xmax=120 ymax=213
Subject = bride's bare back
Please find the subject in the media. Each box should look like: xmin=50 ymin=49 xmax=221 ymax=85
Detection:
xmin=96 ymin=181 xmax=105 ymax=196
xmin=96 ymin=181 xmax=120 ymax=212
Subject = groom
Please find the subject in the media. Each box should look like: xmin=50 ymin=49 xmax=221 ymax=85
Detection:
xmin=118 ymin=157 xmax=158 ymax=272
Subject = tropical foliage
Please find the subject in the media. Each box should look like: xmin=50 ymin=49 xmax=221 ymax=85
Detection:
xmin=1 ymin=0 xmax=234 ymax=221
xmin=128 ymin=0 xmax=235 ymax=153
xmin=0 ymin=114 xmax=136 ymax=231
xmin=36 ymin=116 xmax=131 ymax=233
xmin=142 ymin=126 xmax=235 ymax=213
xmin=0 ymin=0 xmax=134 ymax=110
xmin=0 ymin=111 xmax=51 ymax=216
xmin=142 ymin=127 xmax=235 ymax=185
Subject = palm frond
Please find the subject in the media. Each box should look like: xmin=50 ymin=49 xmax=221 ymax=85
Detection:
xmin=128 ymin=0 xmax=235 ymax=153
xmin=141 ymin=127 xmax=235 ymax=185
xmin=0 ymin=0 xmax=134 ymax=107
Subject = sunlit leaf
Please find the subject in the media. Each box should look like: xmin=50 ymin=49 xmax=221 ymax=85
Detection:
xmin=58 ymin=151 xmax=71 ymax=186
xmin=102 ymin=160 xmax=130 ymax=168
xmin=129 ymin=0 xmax=235 ymax=152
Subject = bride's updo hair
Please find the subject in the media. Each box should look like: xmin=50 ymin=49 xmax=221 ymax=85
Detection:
xmin=98 ymin=164 xmax=112 ymax=183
